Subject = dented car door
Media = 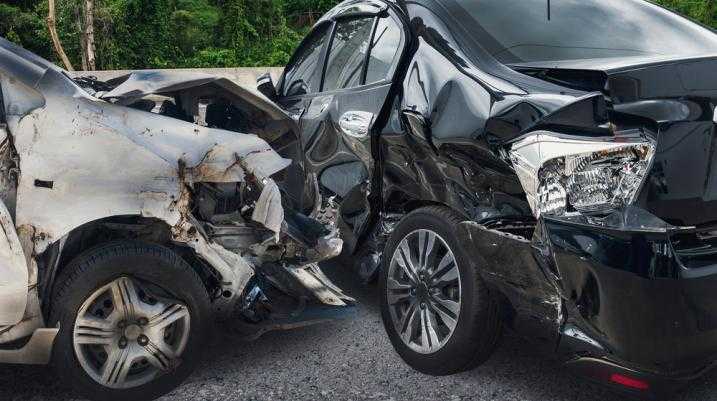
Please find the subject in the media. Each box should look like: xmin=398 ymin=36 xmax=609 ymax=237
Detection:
xmin=278 ymin=2 xmax=405 ymax=251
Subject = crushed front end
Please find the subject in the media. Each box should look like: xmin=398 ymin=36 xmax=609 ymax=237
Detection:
xmin=0 ymin=34 xmax=353 ymax=348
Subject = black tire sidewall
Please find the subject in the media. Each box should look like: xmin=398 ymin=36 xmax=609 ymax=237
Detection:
xmin=50 ymin=242 xmax=210 ymax=401
xmin=380 ymin=207 xmax=497 ymax=376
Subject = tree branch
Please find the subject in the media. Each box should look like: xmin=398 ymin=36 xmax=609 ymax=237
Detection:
xmin=47 ymin=0 xmax=75 ymax=71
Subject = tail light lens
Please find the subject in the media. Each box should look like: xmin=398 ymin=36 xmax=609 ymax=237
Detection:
xmin=609 ymin=373 xmax=650 ymax=391
xmin=510 ymin=132 xmax=656 ymax=218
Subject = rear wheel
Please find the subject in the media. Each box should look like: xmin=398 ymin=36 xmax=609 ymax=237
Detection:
xmin=50 ymin=241 xmax=210 ymax=401
xmin=380 ymin=206 xmax=501 ymax=375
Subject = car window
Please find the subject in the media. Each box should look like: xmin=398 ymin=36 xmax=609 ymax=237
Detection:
xmin=282 ymin=24 xmax=331 ymax=97
xmin=323 ymin=17 xmax=375 ymax=92
xmin=366 ymin=17 xmax=403 ymax=85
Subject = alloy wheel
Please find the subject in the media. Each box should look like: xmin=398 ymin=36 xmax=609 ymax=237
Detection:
xmin=386 ymin=229 xmax=462 ymax=354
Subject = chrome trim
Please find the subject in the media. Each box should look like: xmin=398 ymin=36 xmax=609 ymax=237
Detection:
xmin=339 ymin=111 xmax=374 ymax=140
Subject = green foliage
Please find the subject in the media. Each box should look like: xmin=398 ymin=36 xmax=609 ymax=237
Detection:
xmin=215 ymin=0 xmax=302 ymax=67
xmin=0 ymin=0 xmax=342 ymax=69
xmin=654 ymin=0 xmax=716 ymax=25
xmin=0 ymin=2 xmax=53 ymax=60
xmin=1 ymin=0 xmax=716 ymax=70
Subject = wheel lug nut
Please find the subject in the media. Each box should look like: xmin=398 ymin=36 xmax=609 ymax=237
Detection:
xmin=117 ymin=320 xmax=127 ymax=329
xmin=138 ymin=335 xmax=149 ymax=346
xmin=420 ymin=303 xmax=426 ymax=309
xmin=118 ymin=337 xmax=128 ymax=349
xmin=138 ymin=317 xmax=149 ymax=326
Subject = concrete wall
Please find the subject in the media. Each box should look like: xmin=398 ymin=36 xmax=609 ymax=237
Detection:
xmin=71 ymin=67 xmax=285 ymax=87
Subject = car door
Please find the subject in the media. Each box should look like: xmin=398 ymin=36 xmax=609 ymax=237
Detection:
xmin=279 ymin=6 xmax=406 ymax=251
xmin=276 ymin=22 xmax=334 ymax=212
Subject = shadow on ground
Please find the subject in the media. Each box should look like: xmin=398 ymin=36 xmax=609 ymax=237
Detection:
xmin=0 ymin=261 xmax=715 ymax=401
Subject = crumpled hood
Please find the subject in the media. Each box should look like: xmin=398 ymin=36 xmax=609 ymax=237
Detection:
xmin=99 ymin=70 xmax=294 ymax=123
xmin=1 ymin=65 xmax=292 ymax=251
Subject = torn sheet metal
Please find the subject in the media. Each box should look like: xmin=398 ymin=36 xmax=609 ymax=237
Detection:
xmin=100 ymin=70 xmax=291 ymax=122
xmin=457 ymin=221 xmax=563 ymax=350
xmin=0 ymin=36 xmax=352 ymax=352
xmin=6 ymin=67 xmax=291 ymax=253
xmin=0 ymin=198 xmax=28 ymax=325
xmin=283 ymin=263 xmax=355 ymax=307
xmin=0 ymin=36 xmax=291 ymax=328
xmin=251 ymin=179 xmax=284 ymax=237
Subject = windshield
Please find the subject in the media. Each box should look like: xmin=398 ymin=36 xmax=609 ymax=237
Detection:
xmin=443 ymin=0 xmax=717 ymax=64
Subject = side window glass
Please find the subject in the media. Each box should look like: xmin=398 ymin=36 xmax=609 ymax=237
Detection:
xmin=282 ymin=24 xmax=331 ymax=97
xmin=323 ymin=18 xmax=375 ymax=92
xmin=366 ymin=17 xmax=403 ymax=85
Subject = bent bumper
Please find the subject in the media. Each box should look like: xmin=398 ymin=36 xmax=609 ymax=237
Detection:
xmin=0 ymin=328 xmax=58 ymax=365
xmin=458 ymin=213 xmax=717 ymax=395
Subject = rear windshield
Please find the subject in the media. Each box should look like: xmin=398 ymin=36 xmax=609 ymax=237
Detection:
xmin=442 ymin=0 xmax=717 ymax=64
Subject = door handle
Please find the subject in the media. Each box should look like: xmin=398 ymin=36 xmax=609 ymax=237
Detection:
xmin=339 ymin=111 xmax=374 ymax=139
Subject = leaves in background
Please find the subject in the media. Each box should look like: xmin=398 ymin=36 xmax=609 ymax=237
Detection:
xmin=0 ymin=0 xmax=714 ymax=69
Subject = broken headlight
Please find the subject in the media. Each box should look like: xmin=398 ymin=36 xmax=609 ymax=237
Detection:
xmin=510 ymin=132 xmax=655 ymax=217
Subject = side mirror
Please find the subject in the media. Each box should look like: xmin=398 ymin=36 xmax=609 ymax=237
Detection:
xmin=257 ymin=72 xmax=278 ymax=101
xmin=402 ymin=110 xmax=430 ymax=141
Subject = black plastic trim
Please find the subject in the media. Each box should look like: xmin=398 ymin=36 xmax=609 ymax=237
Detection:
xmin=0 ymin=80 xmax=5 ymax=124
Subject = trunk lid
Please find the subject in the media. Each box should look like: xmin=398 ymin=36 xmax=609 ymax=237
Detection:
xmin=511 ymin=54 xmax=717 ymax=106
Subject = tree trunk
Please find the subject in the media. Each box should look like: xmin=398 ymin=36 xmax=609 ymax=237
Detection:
xmin=79 ymin=10 xmax=88 ymax=71
xmin=707 ymin=0 xmax=717 ymax=25
xmin=84 ymin=0 xmax=96 ymax=71
xmin=47 ymin=0 xmax=75 ymax=71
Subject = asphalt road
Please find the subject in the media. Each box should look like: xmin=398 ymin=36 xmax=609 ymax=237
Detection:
xmin=1 ymin=261 xmax=716 ymax=401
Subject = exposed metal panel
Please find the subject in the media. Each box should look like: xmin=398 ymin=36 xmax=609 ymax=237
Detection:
xmin=0 ymin=198 xmax=28 ymax=325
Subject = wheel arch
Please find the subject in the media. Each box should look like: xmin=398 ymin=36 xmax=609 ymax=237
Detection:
xmin=37 ymin=215 xmax=221 ymax=319
xmin=386 ymin=203 xmax=517 ymax=324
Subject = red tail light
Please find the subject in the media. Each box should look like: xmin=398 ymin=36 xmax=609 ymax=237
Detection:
xmin=610 ymin=373 xmax=650 ymax=391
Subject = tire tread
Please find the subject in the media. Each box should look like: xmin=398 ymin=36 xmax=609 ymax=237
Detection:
xmin=49 ymin=241 xmax=209 ymax=401
xmin=381 ymin=206 xmax=502 ymax=375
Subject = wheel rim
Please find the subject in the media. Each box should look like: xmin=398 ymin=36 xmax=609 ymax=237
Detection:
xmin=386 ymin=229 xmax=462 ymax=354
xmin=73 ymin=276 xmax=191 ymax=389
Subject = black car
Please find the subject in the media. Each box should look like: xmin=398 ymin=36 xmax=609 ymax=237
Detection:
xmin=257 ymin=0 xmax=717 ymax=397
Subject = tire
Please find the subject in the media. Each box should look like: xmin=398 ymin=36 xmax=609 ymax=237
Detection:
xmin=379 ymin=206 xmax=501 ymax=376
xmin=49 ymin=241 xmax=211 ymax=401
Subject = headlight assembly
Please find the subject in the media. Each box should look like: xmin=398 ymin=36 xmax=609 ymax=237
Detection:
xmin=510 ymin=132 xmax=656 ymax=218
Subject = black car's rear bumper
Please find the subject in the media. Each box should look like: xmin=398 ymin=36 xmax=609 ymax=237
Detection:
xmin=458 ymin=211 xmax=717 ymax=396
xmin=564 ymin=356 xmax=714 ymax=398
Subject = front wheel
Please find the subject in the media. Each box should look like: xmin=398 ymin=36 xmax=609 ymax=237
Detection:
xmin=49 ymin=241 xmax=211 ymax=401
xmin=379 ymin=206 xmax=501 ymax=376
